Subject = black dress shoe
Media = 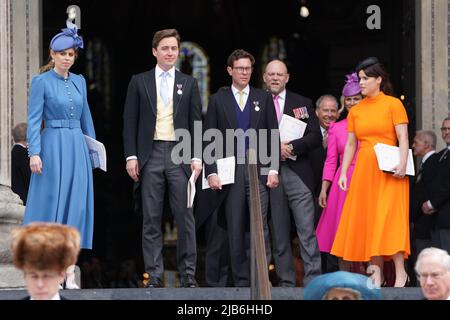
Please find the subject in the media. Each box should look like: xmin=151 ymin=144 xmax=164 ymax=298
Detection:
xmin=145 ymin=277 xmax=163 ymax=288
xmin=180 ymin=275 xmax=198 ymax=288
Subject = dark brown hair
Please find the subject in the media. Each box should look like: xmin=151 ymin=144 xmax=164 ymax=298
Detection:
xmin=227 ymin=49 xmax=255 ymax=68
xmin=11 ymin=223 xmax=81 ymax=272
xmin=357 ymin=61 xmax=394 ymax=96
xmin=152 ymin=29 xmax=181 ymax=49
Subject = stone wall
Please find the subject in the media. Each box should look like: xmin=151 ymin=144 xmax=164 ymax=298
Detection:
xmin=0 ymin=0 xmax=41 ymax=289
xmin=416 ymin=0 xmax=450 ymax=150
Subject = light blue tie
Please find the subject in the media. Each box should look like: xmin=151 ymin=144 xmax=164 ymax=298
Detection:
xmin=160 ymin=71 xmax=170 ymax=105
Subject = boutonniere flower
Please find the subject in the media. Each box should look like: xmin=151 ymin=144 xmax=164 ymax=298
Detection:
xmin=253 ymin=101 xmax=260 ymax=112
xmin=293 ymin=106 xmax=309 ymax=120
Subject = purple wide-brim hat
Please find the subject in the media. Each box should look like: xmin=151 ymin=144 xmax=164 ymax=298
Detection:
xmin=50 ymin=21 xmax=83 ymax=51
xmin=342 ymin=72 xmax=361 ymax=97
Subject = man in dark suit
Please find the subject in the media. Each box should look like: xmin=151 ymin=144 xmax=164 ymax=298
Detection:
xmin=202 ymin=49 xmax=279 ymax=287
xmin=310 ymin=95 xmax=339 ymax=215
xmin=422 ymin=117 xmax=450 ymax=254
xmin=123 ymin=29 xmax=202 ymax=288
xmin=11 ymin=122 xmax=31 ymax=204
xmin=263 ymin=60 xmax=322 ymax=286
xmin=410 ymin=130 xmax=437 ymax=255
xmin=309 ymin=95 xmax=339 ymax=274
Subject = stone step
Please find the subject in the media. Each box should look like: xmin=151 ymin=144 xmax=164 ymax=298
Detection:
xmin=0 ymin=287 xmax=423 ymax=300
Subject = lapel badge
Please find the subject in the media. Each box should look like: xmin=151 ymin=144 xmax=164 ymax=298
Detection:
xmin=300 ymin=106 xmax=309 ymax=119
xmin=253 ymin=101 xmax=260 ymax=112
xmin=176 ymin=84 xmax=183 ymax=95
xmin=293 ymin=107 xmax=301 ymax=119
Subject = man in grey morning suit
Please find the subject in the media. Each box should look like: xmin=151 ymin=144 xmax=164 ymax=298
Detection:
xmin=263 ymin=60 xmax=322 ymax=286
xmin=123 ymin=29 xmax=202 ymax=288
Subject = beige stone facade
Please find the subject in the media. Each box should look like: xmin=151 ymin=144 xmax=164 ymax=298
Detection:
xmin=0 ymin=0 xmax=40 ymax=289
xmin=416 ymin=0 xmax=450 ymax=150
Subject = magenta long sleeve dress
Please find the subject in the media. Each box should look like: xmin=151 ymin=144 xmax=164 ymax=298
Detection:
xmin=316 ymin=119 xmax=359 ymax=253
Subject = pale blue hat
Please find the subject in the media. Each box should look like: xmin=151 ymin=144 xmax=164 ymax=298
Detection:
xmin=50 ymin=21 xmax=83 ymax=51
xmin=304 ymin=271 xmax=381 ymax=300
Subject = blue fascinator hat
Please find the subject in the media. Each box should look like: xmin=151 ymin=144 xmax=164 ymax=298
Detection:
xmin=50 ymin=21 xmax=84 ymax=51
xmin=304 ymin=271 xmax=381 ymax=300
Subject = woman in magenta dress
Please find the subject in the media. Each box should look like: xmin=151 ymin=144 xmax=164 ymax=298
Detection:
xmin=315 ymin=73 xmax=362 ymax=268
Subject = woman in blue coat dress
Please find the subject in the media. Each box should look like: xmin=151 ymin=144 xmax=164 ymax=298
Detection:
xmin=24 ymin=23 xmax=96 ymax=287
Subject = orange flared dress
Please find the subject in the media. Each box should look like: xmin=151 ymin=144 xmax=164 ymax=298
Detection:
xmin=330 ymin=92 xmax=410 ymax=261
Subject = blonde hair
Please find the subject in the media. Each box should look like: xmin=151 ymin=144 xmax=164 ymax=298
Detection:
xmin=322 ymin=287 xmax=362 ymax=300
xmin=337 ymin=96 xmax=345 ymax=115
xmin=39 ymin=57 xmax=55 ymax=74
xmin=11 ymin=223 xmax=81 ymax=272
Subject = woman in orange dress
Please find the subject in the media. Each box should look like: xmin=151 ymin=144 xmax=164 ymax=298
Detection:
xmin=330 ymin=57 xmax=410 ymax=287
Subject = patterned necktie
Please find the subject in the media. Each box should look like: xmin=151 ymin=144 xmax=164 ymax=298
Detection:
xmin=273 ymin=95 xmax=281 ymax=123
xmin=238 ymin=91 xmax=244 ymax=110
xmin=322 ymin=129 xmax=328 ymax=149
xmin=160 ymin=71 xmax=170 ymax=105
xmin=415 ymin=162 xmax=423 ymax=184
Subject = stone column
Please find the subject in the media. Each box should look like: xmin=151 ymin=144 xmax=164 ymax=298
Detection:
xmin=416 ymin=0 xmax=450 ymax=150
xmin=0 ymin=0 xmax=41 ymax=289
xmin=11 ymin=0 xmax=42 ymax=125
